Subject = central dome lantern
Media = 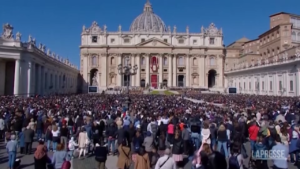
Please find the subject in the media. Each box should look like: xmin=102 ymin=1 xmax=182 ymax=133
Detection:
xmin=129 ymin=0 xmax=167 ymax=33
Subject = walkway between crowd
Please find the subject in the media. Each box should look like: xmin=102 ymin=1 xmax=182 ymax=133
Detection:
xmin=184 ymin=97 xmax=223 ymax=107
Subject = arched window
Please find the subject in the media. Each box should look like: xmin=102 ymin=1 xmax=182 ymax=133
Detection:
xmin=91 ymin=56 xmax=97 ymax=66
xmin=124 ymin=56 xmax=130 ymax=66
xmin=292 ymin=31 xmax=296 ymax=41
xmin=163 ymin=57 xmax=168 ymax=65
xmin=193 ymin=58 xmax=197 ymax=66
xmin=111 ymin=57 xmax=115 ymax=65
xmin=178 ymin=57 xmax=184 ymax=65
xmin=141 ymin=57 xmax=145 ymax=65
xmin=209 ymin=56 xmax=215 ymax=65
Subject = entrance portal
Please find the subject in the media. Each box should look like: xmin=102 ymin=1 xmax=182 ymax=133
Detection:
xmin=140 ymin=79 xmax=145 ymax=87
xmin=208 ymin=69 xmax=217 ymax=88
xmin=4 ymin=61 xmax=15 ymax=95
xmin=178 ymin=75 xmax=184 ymax=87
xmin=151 ymin=75 xmax=158 ymax=88
xmin=123 ymin=75 xmax=130 ymax=86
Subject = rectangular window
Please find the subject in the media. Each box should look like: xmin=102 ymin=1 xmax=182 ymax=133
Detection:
xmin=92 ymin=36 xmax=98 ymax=43
xmin=279 ymin=81 xmax=282 ymax=90
xmin=141 ymin=38 xmax=145 ymax=42
xmin=262 ymin=81 xmax=264 ymax=90
xmin=124 ymin=39 xmax=130 ymax=43
xmin=270 ymin=81 xmax=272 ymax=90
xmin=110 ymin=38 xmax=115 ymax=43
xmin=178 ymin=39 xmax=184 ymax=44
xmin=164 ymin=39 xmax=168 ymax=43
xmin=290 ymin=80 xmax=294 ymax=91
xmin=209 ymin=38 xmax=215 ymax=45
xmin=193 ymin=40 xmax=197 ymax=45
xmin=163 ymin=58 xmax=168 ymax=65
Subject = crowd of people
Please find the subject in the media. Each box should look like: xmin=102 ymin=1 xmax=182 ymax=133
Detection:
xmin=1 ymin=93 xmax=300 ymax=169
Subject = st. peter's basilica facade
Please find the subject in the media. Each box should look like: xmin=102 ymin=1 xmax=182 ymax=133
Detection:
xmin=80 ymin=1 xmax=225 ymax=91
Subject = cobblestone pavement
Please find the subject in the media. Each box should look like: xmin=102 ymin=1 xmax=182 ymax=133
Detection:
xmin=0 ymin=138 xmax=297 ymax=169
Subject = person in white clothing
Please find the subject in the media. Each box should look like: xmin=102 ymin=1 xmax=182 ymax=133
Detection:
xmin=201 ymin=121 xmax=211 ymax=145
xmin=0 ymin=117 xmax=4 ymax=140
xmin=154 ymin=148 xmax=176 ymax=169
xmin=68 ymin=137 xmax=78 ymax=158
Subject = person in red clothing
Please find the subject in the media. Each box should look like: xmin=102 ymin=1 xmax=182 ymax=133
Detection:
xmin=248 ymin=120 xmax=259 ymax=152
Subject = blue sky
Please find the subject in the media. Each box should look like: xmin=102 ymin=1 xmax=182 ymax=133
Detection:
xmin=0 ymin=0 xmax=298 ymax=67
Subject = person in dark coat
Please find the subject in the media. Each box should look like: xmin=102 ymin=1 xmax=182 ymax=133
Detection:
xmin=94 ymin=140 xmax=108 ymax=169
xmin=18 ymin=128 xmax=25 ymax=154
xmin=23 ymin=126 xmax=34 ymax=154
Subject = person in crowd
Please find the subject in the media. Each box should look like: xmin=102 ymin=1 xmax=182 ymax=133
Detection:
xmin=209 ymin=122 xmax=217 ymax=150
xmin=272 ymin=134 xmax=288 ymax=169
xmin=106 ymin=122 xmax=118 ymax=155
xmin=172 ymin=129 xmax=184 ymax=168
xmin=68 ymin=137 xmax=78 ymax=158
xmin=190 ymin=119 xmax=201 ymax=150
xmin=45 ymin=125 xmax=53 ymax=151
xmin=24 ymin=126 xmax=34 ymax=154
xmin=289 ymin=124 xmax=300 ymax=163
xmin=134 ymin=146 xmax=150 ymax=169
xmin=94 ymin=141 xmax=108 ymax=169
xmin=253 ymin=136 xmax=268 ymax=169
xmin=217 ymin=123 xmax=229 ymax=158
xmin=157 ymin=132 xmax=166 ymax=156
xmin=51 ymin=143 xmax=70 ymax=169
xmin=117 ymin=140 xmax=131 ymax=169
xmin=181 ymin=124 xmax=190 ymax=155
xmin=60 ymin=123 xmax=69 ymax=150
xmin=34 ymin=139 xmax=48 ymax=169
xmin=143 ymin=131 xmax=154 ymax=157
xmin=279 ymin=123 xmax=290 ymax=146
xmin=18 ymin=127 xmax=25 ymax=154
xmin=201 ymin=121 xmax=211 ymax=146
xmin=0 ymin=116 xmax=5 ymax=140
xmin=52 ymin=125 xmax=60 ymax=152
xmin=167 ymin=122 xmax=174 ymax=145
xmin=229 ymin=142 xmax=244 ymax=169
xmin=150 ymin=146 xmax=160 ymax=169
xmin=132 ymin=130 xmax=144 ymax=162
xmin=192 ymin=142 xmax=212 ymax=169
xmin=248 ymin=120 xmax=259 ymax=152
xmin=154 ymin=148 xmax=176 ymax=169
xmin=78 ymin=127 xmax=89 ymax=159
xmin=6 ymin=135 xmax=18 ymax=169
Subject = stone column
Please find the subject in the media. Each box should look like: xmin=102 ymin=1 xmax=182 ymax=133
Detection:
xmin=145 ymin=54 xmax=150 ymax=86
xmin=135 ymin=54 xmax=141 ymax=87
xmin=87 ymin=73 xmax=90 ymax=85
xmin=117 ymin=54 xmax=122 ymax=86
xmin=185 ymin=55 xmax=190 ymax=87
xmin=101 ymin=53 xmax=107 ymax=88
xmin=0 ymin=61 xmax=6 ymax=95
xmin=14 ymin=59 xmax=20 ymax=95
xmin=199 ymin=55 xmax=205 ymax=87
xmin=172 ymin=55 xmax=177 ymax=86
xmin=168 ymin=55 xmax=172 ymax=87
xmin=159 ymin=54 xmax=163 ymax=87
xmin=217 ymin=55 xmax=224 ymax=88
xmin=83 ymin=54 xmax=88 ymax=90
xmin=38 ymin=65 xmax=42 ymax=94
xmin=131 ymin=55 xmax=135 ymax=86
xmin=27 ymin=61 xmax=32 ymax=97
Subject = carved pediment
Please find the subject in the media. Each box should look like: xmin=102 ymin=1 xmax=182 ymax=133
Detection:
xmin=191 ymin=73 xmax=199 ymax=77
xmin=135 ymin=38 xmax=172 ymax=47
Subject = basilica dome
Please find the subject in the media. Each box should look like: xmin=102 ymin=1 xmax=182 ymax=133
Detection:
xmin=130 ymin=1 xmax=167 ymax=33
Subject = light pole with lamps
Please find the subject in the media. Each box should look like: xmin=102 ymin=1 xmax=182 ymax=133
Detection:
xmin=117 ymin=57 xmax=138 ymax=109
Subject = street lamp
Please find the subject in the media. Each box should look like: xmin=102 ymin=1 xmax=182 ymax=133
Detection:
xmin=117 ymin=58 xmax=138 ymax=109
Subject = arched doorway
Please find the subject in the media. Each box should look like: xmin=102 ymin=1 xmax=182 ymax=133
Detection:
xmin=140 ymin=79 xmax=145 ymax=87
xmin=90 ymin=69 xmax=98 ymax=86
xmin=208 ymin=69 xmax=217 ymax=88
